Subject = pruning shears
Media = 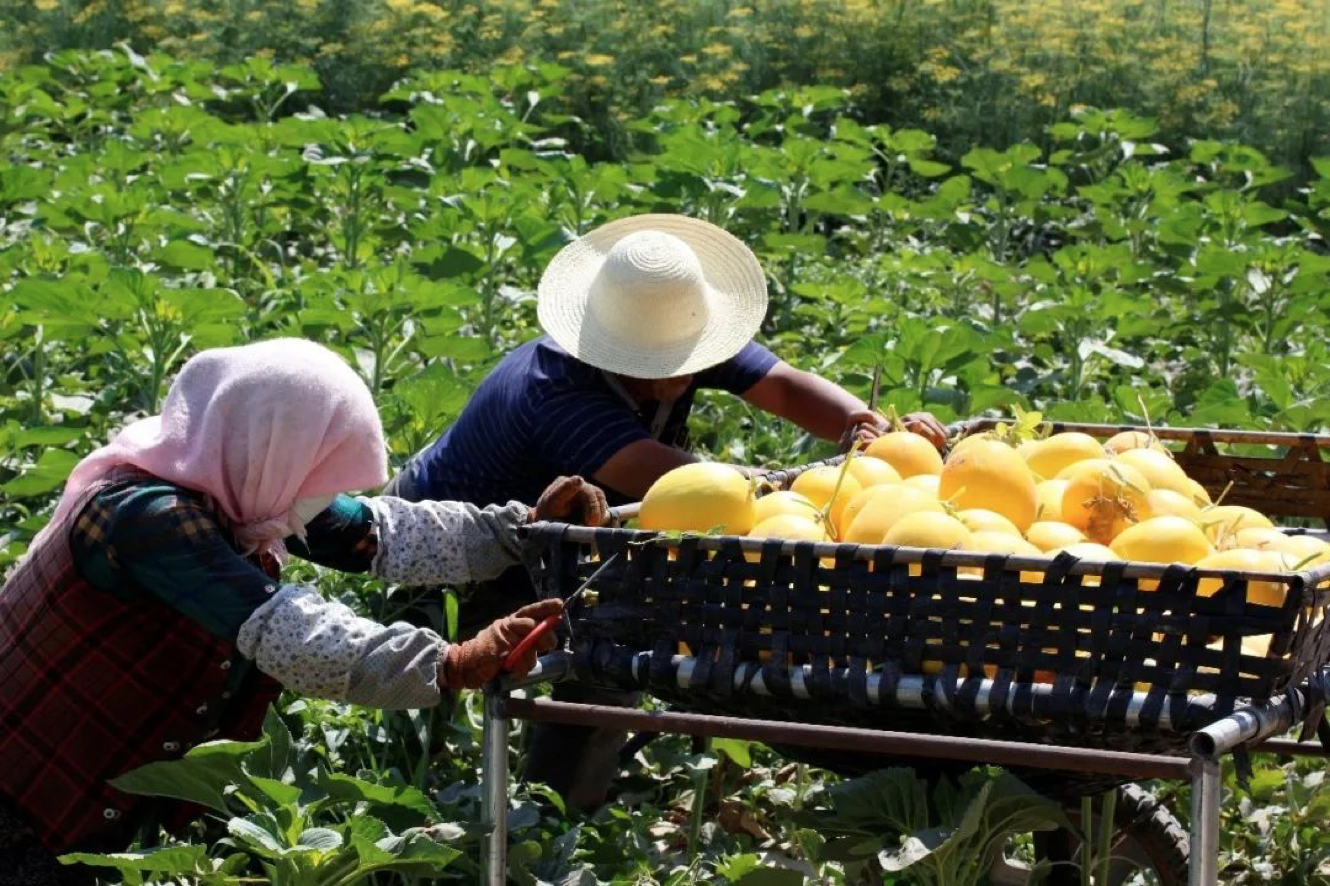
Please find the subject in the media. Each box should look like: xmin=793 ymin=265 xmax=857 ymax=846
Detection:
xmin=501 ymin=552 xmax=621 ymax=672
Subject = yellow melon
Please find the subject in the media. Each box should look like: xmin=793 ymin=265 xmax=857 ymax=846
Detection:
xmin=1230 ymin=526 xmax=1294 ymax=553
xmin=961 ymin=531 xmax=1044 ymax=582
xmin=1114 ymin=448 xmax=1192 ymax=495
xmin=1145 ymin=488 xmax=1204 ymax=523
xmin=1024 ymin=432 xmax=1106 ymax=481
xmin=1110 ymin=516 xmax=1213 ymax=566
xmin=883 ymin=511 xmax=972 ymax=550
xmin=1279 ymin=534 xmax=1330 ymax=565
xmin=1053 ymin=542 xmax=1118 ymax=562
xmin=1060 ymin=459 xmax=1153 ymax=544
xmin=640 ymin=463 xmax=755 ymax=535
xmin=843 ymin=487 xmax=945 ymax=545
xmin=905 ymin=474 xmax=941 ymax=496
xmin=864 ymin=431 xmax=944 ymax=478
xmin=1104 ymin=430 xmax=1168 ymax=456
xmin=791 ymin=465 xmax=863 ymax=531
xmin=938 ymin=439 xmax=1039 ymax=532
xmin=1034 ymin=479 xmax=1069 ymax=523
xmin=1185 ymin=478 xmax=1212 ymax=506
xmin=845 ymin=454 xmax=903 ymax=488
xmin=1049 ymin=542 xmax=1119 ymax=586
xmin=1025 ymin=521 xmax=1087 ymax=551
xmin=1196 ymin=549 xmax=1290 ymax=608
xmin=748 ymin=514 xmax=830 ymax=543
xmin=1200 ymin=505 xmax=1274 ymax=547
xmin=835 ymin=486 xmax=894 ymax=540
xmin=752 ymin=490 xmax=820 ymax=527
xmin=957 ymin=508 xmax=1021 ymax=537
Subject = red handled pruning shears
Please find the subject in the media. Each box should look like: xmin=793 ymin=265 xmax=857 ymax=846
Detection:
xmin=501 ymin=552 xmax=621 ymax=672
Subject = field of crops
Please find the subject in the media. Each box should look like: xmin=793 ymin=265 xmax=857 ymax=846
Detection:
xmin=2 ymin=0 xmax=1328 ymax=185
xmin=2 ymin=45 xmax=1330 ymax=884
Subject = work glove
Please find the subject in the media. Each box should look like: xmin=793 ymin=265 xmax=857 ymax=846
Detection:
xmin=531 ymin=475 xmax=609 ymax=526
xmin=440 ymin=598 xmax=565 ymax=689
xmin=838 ymin=410 xmax=948 ymax=453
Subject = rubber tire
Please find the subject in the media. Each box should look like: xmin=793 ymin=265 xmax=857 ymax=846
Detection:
xmin=990 ymin=783 xmax=1189 ymax=886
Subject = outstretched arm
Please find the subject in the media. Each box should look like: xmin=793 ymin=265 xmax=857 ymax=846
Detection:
xmin=739 ymin=361 xmax=947 ymax=450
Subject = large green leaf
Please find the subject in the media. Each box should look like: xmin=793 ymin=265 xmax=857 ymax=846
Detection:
xmin=319 ymin=773 xmax=436 ymax=821
xmin=109 ymin=738 xmax=267 ymax=813
xmin=3 ymin=448 xmax=80 ymax=498
xmin=58 ymin=846 xmax=208 ymax=875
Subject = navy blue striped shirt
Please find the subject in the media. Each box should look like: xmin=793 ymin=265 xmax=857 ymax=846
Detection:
xmin=403 ymin=336 xmax=779 ymax=507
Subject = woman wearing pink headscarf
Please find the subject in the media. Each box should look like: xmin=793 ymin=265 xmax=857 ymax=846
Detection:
xmin=0 ymin=338 xmax=606 ymax=885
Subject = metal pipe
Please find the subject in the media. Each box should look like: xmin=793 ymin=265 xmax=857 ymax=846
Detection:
xmin=480 ymin=687 xmax=510 ymax=886
xmin=1251 ymin=738 xmax=1330 ymax=758
xmin=607 ymin=503 xmax=640 ymax=524
xmin=501 ymin=698 xmax=1194 ymax=781
xmin=663 ymin=656 xmax=1210 ymax=731
xmin=501 ymin=651 xmax=575 ymax=691
xmin=1189 ymin=755 xmax=1223 ymax=886
xmin=1190 ymin=695 xmax=1298 ymax=759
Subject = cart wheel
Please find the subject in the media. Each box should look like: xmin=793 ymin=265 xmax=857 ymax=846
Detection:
xmin=989 ymin=784 xmax=1189 ymax=886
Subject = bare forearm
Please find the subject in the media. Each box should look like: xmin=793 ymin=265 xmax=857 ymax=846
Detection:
xmin=743 ymin=363 xmax=866 ymax=441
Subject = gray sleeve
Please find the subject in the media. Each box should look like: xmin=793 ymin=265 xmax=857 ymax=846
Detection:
xmin=360 ymin=495 xmax=529 ymax=585
xmin=236 ymin=584 xmax=444 ymax=709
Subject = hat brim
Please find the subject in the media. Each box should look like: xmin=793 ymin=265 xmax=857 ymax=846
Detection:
xmin=537 ymin=214 xmax=769 ymax=379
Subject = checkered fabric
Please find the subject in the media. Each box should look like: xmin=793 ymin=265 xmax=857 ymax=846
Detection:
xmin=0 ymin=467 xmax=281 ymax=852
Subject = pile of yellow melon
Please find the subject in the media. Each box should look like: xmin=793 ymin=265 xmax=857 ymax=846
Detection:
xmin=637 ymin=428 xmax=1330 ymax=604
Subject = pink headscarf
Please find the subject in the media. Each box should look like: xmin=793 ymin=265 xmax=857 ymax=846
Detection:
xmin=47 ymin=338 xmax=389 ymax=557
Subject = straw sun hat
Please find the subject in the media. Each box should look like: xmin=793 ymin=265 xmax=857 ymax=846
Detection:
xmin=537 ymin=214 xmax=769 ymax=379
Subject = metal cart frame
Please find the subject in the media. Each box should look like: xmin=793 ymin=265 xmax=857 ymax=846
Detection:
xmin=480 ymin=654 xmax=1328 ymax=886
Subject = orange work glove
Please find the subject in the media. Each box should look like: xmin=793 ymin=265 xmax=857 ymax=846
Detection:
xmin=531 ymin=475 xmax=609 ymax=527
xmin=440 ymin=598 xmax=565 ymax=689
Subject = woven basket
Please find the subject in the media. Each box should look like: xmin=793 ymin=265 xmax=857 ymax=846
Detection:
xmin=521 ymin=423 xmax=1330 ymax=770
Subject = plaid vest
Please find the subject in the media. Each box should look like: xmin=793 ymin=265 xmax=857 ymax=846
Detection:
xmin=0 ymin=468 xmax=283 ymax=852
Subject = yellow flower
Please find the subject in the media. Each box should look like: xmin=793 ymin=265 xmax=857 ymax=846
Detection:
xmin=794 ymin=24 xmax=815 ymax=39
xmin=585 ymin=53 xmax=615 ymax=67
xmin=680 ymin=54 xmax=697 ymax=64
xmin=650 ymin=75 xmax=670 ymax=85
xmin=35 ymin=0 xmax=59 ymax=10
xmin=929 ymin=64 xmax=961 ymax=84
xmin=702 ymin=41 xmax=729 ymax=56
xmin=73 ymin=0 xmax=106 ymax=24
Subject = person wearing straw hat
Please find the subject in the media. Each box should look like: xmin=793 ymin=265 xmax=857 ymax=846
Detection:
xmin=385 ymin=214 xmax=944 ymax=810
xmin=389 ymin=214 xmax=944 ymax=508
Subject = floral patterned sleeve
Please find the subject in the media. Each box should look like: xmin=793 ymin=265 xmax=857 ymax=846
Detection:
xmin=358 ymin=495 xmax=530 ymax=586
xmin=292 ymin=494 xmax=530 ymax=586
xmin=236 ymin=584 xmax=446 ymax=709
